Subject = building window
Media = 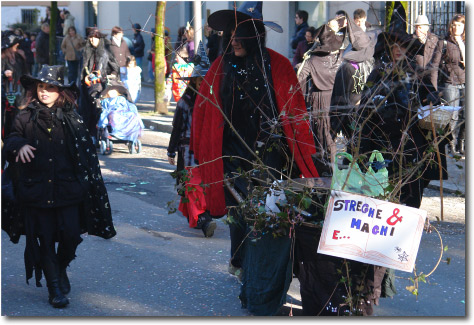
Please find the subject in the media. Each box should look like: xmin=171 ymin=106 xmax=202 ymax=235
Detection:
xmin=21 ymin=9 xmax=39 ymax=26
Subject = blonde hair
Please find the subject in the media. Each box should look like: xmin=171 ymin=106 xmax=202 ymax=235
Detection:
xmin=185 ymin=27 xmax=194 ymax=40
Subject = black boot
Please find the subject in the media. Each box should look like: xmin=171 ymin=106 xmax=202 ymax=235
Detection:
xmin=48 ymin=279 xmax=69 ymax=308
xmin=43 ymin=259 xmax=69 ymax=308
xmin=59 ymin=267 xmax=71 ymax=295
xmin=201 ymin=212 xmax=217 ymax=238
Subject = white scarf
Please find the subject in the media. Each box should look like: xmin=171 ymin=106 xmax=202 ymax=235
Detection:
xmin=112 ymin=36 xmax=122 ymax=47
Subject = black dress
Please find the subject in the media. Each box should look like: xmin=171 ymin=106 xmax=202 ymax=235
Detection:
xmin=2 ymin=101 xmax=116 ymax=285
xmin=353 ymin=59 xmax=448 ymax=209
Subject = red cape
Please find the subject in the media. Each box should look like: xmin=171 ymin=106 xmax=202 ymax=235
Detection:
xmin=190 ymin=49 xmax=319 ymax=216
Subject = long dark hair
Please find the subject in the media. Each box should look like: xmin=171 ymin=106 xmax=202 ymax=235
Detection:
xmin=19 ymin=81 xmax=78 ymax=110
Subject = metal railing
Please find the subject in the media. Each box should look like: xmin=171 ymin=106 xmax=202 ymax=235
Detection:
xmin=408 ymin=1 xmax=465 ymax=38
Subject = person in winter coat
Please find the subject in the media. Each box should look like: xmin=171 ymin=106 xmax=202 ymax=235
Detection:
xmin=35 ymin=23 xmax=50 ymax=68
xmin=411 ymin=15 xmax=441 ymax=90
xmin=2 ymin=31 xmax=28 ymax=139
xmin=290 ymin=10 xmax=309 ymax=50
xmin=78 ymin=27 xmax=120 ymax=140
xmin=14 ymin=29 xmax=34 ymax=75
xmin=167 ymin=62 xmax=216 ymax=237
xmin=436 ymin=14 xmax=465 ymax=155
xmin=131 ymin=23 xmax=145 ymax=72
xmin=191 ymin=2 xmax=319 ymax=315
xmin=1 ymin=65 xmax=116 ymax=309
xmin=60 ymin=26 xmax=85 ymax=86
xmin=61 ymin=10 xmax=75 ymax=37
xmin=109 ymin=26 xmax=131 ymax=80
xmin=353 ymin=4 xmax=446 ymax=210
xmin=292 ymin=26 xmax=316 ymax=69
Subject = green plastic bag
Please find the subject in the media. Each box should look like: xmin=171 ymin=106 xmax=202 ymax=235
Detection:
xmin=363 ymin=150 xmax=389 ymax=197
xmin=330 ymin=152 xmax=366 ymax=194
xmin=331 ymin=151 xmax=389 ymax=197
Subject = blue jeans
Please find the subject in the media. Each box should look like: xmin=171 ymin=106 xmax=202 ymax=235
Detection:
xmin=442 ymin=83 xmax=465 ymax=151
xmin=147 ymin=60 xmax=154 ymax=82
xmin=67 ymin=60 xmax=80 ymax=86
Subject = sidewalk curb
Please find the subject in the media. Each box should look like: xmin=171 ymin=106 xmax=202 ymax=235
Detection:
xmin=426 ymin=184 xmax=465 ymax=197
xmin=140 ymin=116 xmax=173 ymax=134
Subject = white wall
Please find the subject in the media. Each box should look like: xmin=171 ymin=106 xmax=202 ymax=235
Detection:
xmin=97 ymin=1 xmax=120 ymax=35
xmin=263 ymin=1 xmax=290 ymax=57
xmin=1 ymin=6 xmax=47 ymax=30
xmin=68 ymin=1 xmax=86 ymax=37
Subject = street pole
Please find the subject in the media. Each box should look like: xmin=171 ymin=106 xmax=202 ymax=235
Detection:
xmin=193 ymin=0 xmax=202 ymax=56
xmin=49 ymin=1 xmax=58 ymax=65
xmin=154 ymin=1 xmax=167 ymax=114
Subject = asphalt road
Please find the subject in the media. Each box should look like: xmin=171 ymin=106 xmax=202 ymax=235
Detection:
xmin=1 ymin=86 xmax=466 ymax=317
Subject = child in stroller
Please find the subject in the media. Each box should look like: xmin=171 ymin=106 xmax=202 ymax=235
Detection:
xmin=98 ymin=80 xmax=144 ymax=155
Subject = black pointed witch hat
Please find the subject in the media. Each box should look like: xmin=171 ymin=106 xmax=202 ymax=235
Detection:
xmin=20 ymin=65 xmax=79 ymax=96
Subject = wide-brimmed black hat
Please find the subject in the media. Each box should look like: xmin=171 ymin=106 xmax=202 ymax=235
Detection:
xmin=208 ymin=1 xmax=283 ymax=33
xmin=1 ymin=31 xmax=21 ymax=50
xmin=20 ymin=65 xmax=79 ymax=96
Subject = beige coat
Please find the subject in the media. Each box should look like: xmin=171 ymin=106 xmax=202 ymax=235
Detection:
xmin=61 ymin=34 xmax=86 ymax=61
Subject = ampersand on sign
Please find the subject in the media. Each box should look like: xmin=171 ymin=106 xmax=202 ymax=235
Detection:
xmin=387 ymin=208 xmax=403 ymax=225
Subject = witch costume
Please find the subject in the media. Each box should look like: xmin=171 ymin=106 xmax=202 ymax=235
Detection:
xmin=191 ymin=1 xmax=319 ymax=315
xmin=350 ymin=2 xmax=447 ymax=209
xmin=297 ymin=16 xmax=348 ymax=174
xmin=2 ymin=65 xmax=116 ymax=308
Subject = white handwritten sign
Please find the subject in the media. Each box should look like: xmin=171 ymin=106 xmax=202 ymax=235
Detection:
xmin=317 ymin=190 xmax=427 ymax=272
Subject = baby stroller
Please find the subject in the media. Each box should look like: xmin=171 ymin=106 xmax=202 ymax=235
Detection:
xmin=97 ymin=80 xmax=144 ymax=155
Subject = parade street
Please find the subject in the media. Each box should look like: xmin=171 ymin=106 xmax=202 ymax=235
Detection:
xmin=1 ymin=84 xmax=465 ymax=317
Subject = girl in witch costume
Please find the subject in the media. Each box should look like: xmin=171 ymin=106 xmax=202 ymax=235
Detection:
xmin=2 ymin=65 xmax=116 ymax=308
xmin=167 ymin=44 xmax=216 ymax=237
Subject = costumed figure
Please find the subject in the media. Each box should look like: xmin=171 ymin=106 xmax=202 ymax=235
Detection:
xmin=171 ymin=46 xmax=194 ymax=102
xmin=2 ymin=31 xmax=27 ymax=140
xmin=1 ymin=65 xmax=116 ymax=309
xmin=167 ymin=43 xmax=215 ymax=237
xmin=297 ymin=13 xmax=348 ymax=175
xmin=191 ymin=1 xmax=319 ymax=315
xmin=352 ymin=2 xmax=447 ymax=210
xmin=330 ymin=16 xmax=381 ymax=140
xmin=78 ymin=27 xmax=120 ymax=141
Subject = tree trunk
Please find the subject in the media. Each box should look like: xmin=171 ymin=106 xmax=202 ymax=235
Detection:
xmin=385 ymin=1 xmax=408 ymax=31
xmin=154 ymin=1 xmax=168 ymax=114
xmin=49 ymin=1 xmax=58 ymax=65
